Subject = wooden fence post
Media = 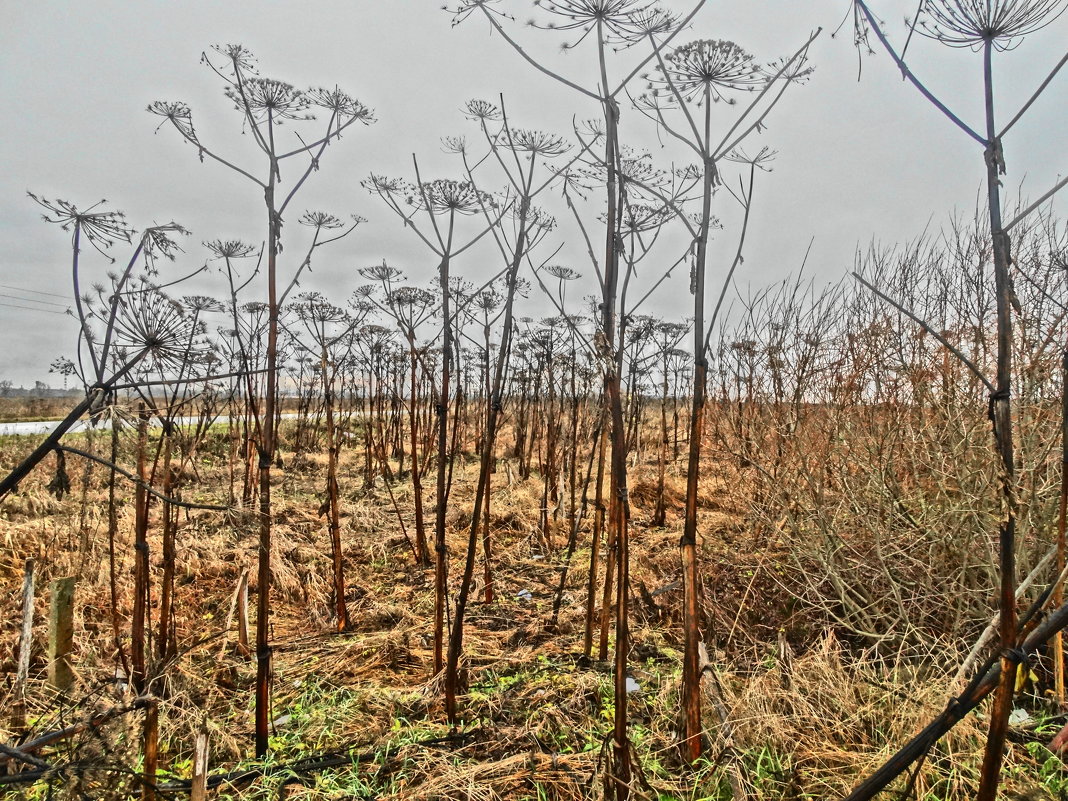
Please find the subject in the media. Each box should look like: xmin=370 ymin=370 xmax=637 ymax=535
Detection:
xmin=191 ymin=731 xmax=209 ymax=801
xmin=11 ymin=558 xmax=35 ymax=729
xmin=47 ymin=576 xmax=75 ymax=693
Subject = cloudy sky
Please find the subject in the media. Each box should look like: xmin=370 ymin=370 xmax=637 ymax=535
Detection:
xmin=1 ymin=1 xmax=1065 ymax=387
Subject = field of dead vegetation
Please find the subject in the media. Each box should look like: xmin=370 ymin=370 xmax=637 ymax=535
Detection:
xmin=2 ymin=400 xmax=1066 ymax=801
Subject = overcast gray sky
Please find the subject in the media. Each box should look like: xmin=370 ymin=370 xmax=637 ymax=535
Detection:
xmin=1 ymin=1 xmax=1065 ymax=387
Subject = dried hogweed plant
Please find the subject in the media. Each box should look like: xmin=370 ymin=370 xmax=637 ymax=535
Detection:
xmin=843 ymin=1 xmax=1068 ymax=798
xmin=151 ymin=42 xmax=373 ymax=757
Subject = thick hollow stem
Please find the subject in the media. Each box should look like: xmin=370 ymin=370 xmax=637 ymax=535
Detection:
xmin=976 ymin=38 xmax=1017 ymax=801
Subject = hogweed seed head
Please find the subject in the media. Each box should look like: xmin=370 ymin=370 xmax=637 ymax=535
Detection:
xmin=506 ymin=128 xmax=572 ymax=157
xmin=915 ymin=0 xmax=1068 ymax=50
xmin=546 ymin=264 xmax=582 ymax=281
xmin=142 ymin=222 xmax=190 ymax=269
xmin=464 ymin=98 xmax=503 ymax=121
xmin=648 ymin=39 xmax=765 ymax=106
xmin=359 ymin=261 xmax=403 ymax=283
xmin=620 ymin=202 xmax=671 ymax=233
xmin=293 ymin=292 xmax=347 ymax=325
xmin=205 ymin=239 xmax=257 ymax=259
xmin=410 ymin=179 xmax=496 ymax=215
xmin=113 ymin=289 xmax=202 ymax=370
xmin=445 ymin=0 xmax=511 ymax=27
xmin=387 ymin=286 xmax=437 ymax=311
xmin=307 ymin=86 xmax=374 ymax=122
xmin=225 ymin=78 xmax=313 ymax=122
xmin=147 ymin=101 xmax=199 ymax=142
xmin=725 ymin=146 xmax=778 ymax=171
xmin=209 ymin=43 xmax=258 ymax=74
xmin=182 ymin=295 xmax=226 ymax=314
xmin=28 ymin=193 xmax=133 ymax=256
xmin=299 ymin=211 xmax=344 ymax=230
xmin=442 ymin=135 xmax=468 ymax=155
xmin=363 ymin=173 xmax=407 ymax=196
xmin=530 ymin=0 xmax=668 ymax=46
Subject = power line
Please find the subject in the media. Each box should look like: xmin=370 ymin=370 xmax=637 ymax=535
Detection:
xmin=0 ymin=301 xmax=67 ymax=315
xmin=0 ymin=283 xmax=68 ymax=299
xmin=0 ymin=293 xmax=68 ymax=308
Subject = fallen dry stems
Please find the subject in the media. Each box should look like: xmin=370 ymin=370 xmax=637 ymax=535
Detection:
xmin=843 ymin=597 xmax=1068 ymax=800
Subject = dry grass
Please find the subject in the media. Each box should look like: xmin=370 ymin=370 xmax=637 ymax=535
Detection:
xmin=0 ymin=396 xmax=80 ymax=424
xmin=0 ymin=419 xmax=1063 ymax=800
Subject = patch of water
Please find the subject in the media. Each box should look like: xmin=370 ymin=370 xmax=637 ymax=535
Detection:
xmin=0 ymin=414 xmax=299 ymax=437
